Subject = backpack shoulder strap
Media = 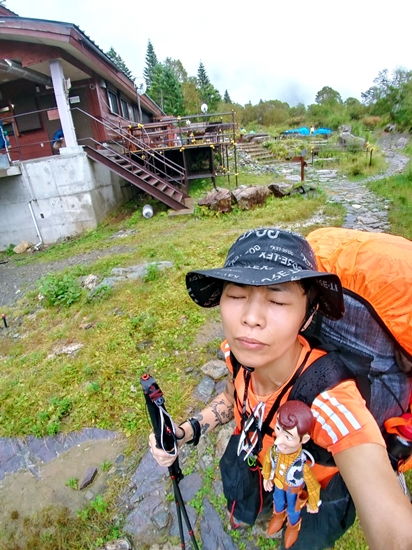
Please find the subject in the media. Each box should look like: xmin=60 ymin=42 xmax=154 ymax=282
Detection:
xmin=289 ymin=351 xmax=353 ymax=467
xmin=289 ymin=351 xmax=352 ymax=405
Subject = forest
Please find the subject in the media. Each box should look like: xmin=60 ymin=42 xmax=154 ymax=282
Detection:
xmin=106 ymin=41 xmax=412 ymax=137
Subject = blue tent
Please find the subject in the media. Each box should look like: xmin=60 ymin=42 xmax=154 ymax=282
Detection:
xmin=283 ymin=126 xmax=310 ymax=135
xmin=313 ymin=128 xmax=332 ymax=135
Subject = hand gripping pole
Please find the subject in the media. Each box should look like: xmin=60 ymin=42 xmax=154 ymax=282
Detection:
xmin=140 ymin=374 xmax=199 ymax=550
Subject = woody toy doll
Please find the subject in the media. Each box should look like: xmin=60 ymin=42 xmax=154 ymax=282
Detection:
xmin=262 ymin=400 xmax=321 ymax=548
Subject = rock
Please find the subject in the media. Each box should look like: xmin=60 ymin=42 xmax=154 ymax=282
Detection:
xmin=200 ymin=499 xmax=238 ymax=550
xmin=232 ymin=185 xmax=271 ymax=210
xmin=47 ymin=343 xmax=83 ymax=359
xmin=82 ymin=274 xmax=99 ymax=290
xmin=201 ymin=359 xmax=227 ymax=380
xmin=384 ymin=124 xmax=396 ymax=132
xmin=339 ymin=124 xmax=352 ymax=133
xmin=396 ymin=137 xmax=408 ymax=149
xmin=13 ymin=241 xmax=33 ymax=254
xmin=193 ymin=376 xmax=215 ymax=403
xmin=215 ymin=422 xmax=235 ymax=459
xmin=100 ymin=539 xmax=132 ymax=550
xmin=179 ymin=472 xmax=203 ymax=501
xmin=338 ymin=132 xmax=366 ymax=149
xmin=79 ymin=466 xmax=98 ymax=490
xmin=268 ymin=182 xmax=294 ymax=197
xmin=198 ymin=188 xmax=232 ymax=212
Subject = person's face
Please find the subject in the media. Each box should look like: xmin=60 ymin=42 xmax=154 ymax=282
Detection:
xmin=219 ymin=282 xmax=307 ymax=371
xmin=274 ymin=422 xmax=308 ymax=454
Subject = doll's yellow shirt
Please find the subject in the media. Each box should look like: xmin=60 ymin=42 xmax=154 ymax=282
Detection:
xmin=262 ymin=446 xmax=321 ymax=509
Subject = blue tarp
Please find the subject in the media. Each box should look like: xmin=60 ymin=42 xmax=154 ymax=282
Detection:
xmin=283 ymin=126 xmax=332 ymax=136
xmin=313 ymin=128 xmax=332 ymax=135
xmin=283 ymin=126 xmax=310 ymax=135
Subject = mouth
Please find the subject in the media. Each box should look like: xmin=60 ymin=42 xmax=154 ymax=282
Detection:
xmin=236 ymin=337 xmax=267 ymax=350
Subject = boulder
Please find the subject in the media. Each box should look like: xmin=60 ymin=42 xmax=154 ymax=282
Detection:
xmin=268 ymin=182 xmax=317 ymax=198
xmin=13 ymin=241 xmax=33 ymax=254
xmin=268 ymin=182 xmax=294 ymax=197
xmin=232 ymin=185 xmax=271 ymax=210
xmin=339 ymin=124 xmax=352 ymax=133
xmin=338 ymin=132 xmax=366 ymax=149
xmin=198 ymin=187 xmax=232 ymax=212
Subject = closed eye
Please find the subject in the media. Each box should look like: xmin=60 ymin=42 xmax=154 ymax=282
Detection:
xmin=227 ymin=293 xmax=246 ymax=300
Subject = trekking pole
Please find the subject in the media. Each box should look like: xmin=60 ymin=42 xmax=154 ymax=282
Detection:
xmin=140 ymin=374 xmax=199 ymax=550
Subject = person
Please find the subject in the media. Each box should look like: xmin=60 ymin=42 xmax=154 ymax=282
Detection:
xmin=262 ymin=401 xmax=321 ymax=547
xmin=0 ymin=121 xmax=9 ymax=150
xmin=149 ymin=227 xmax=412 ymax=550
xmin=310 ymin=125 xmax=315 ymax=135
xmin=52 ymin=128 xmax=65 ymax=153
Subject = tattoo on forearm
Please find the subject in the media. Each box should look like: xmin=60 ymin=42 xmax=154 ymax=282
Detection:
xmin=209 ymin=399 xmax=234 ymax=425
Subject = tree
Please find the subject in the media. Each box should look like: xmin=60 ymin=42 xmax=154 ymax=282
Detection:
xmin=315 ymin=86 xmax=342 ymax=105
xmin=143 ymin=40 xmax=158 ymax=88
xmin=182 ymin=77 xmax=202 ymax=115
xmin=196 ymin=62 xmax=221 ymax=112
xmin=197 ymin=61 xmax=211 ymax=89
xmin=149 ymin=64 xmax=184 ymax=116
xmin=344 ymin=97 xmax=365 ymax=120
xmin=105 ymin=47 xmax=134 ymax=80
xmin=164 ymin=58 xmax=188 ymax=83
xmin=361 ymin=67 xmax=412 ymax=128
xmin=223 ymin=90 xmax=232 ymax=103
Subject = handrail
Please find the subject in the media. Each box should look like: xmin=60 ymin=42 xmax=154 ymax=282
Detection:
xmin=84 ymin=137 xmax=186 ymax=191
xmin=71 ymin=107 xmax=185 ymax=179
xmin=82 ymin=136 xmax=184 ymax=190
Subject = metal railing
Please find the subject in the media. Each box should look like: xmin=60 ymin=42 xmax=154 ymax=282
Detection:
xmin=71 ymin=108 xmax=186 ymax=189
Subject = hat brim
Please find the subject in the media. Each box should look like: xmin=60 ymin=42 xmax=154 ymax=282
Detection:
xmin=186 ymin=267 xmax=344 ymax=321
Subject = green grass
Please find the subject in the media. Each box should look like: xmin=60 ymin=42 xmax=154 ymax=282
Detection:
xmin=368 ymin=162 xmax=412 ymax=239
xmin=1 ymin=154 xmax=412 ymax=549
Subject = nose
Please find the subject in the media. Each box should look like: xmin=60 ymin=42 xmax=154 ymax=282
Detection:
xmin=241 ymin=291 xmax=266 ymax=328
xmin=275 ymin=431 xmax=287 ymax=447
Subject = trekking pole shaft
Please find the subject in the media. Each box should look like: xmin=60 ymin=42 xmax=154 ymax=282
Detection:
xmin=170 ymin=467 xmax=199 ymax=550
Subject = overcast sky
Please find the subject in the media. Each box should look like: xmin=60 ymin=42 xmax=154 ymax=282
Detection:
xmin=6 ymin=0 xmax=412 ymax=107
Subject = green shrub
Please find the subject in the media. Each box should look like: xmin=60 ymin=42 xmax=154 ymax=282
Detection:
xmin=39 ymin=273 xmax=82 ymax=307
xmin=5 ymin=243 xmax=16 ymax=256
xmin=143 ymin=263 xmax=160 ymax=282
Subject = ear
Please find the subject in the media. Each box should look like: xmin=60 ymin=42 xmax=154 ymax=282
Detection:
xmin=300 ymin=304 xmax=319 ymax=332
xmin=301 ymin=434 xmax=311 ymax=445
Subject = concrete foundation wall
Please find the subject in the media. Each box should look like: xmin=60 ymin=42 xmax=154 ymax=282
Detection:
xmin=0 ymin=148 xmax=137 ymax=251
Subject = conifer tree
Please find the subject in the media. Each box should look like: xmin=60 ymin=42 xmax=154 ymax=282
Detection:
xmin=197 ymin=62 xmax=211 ymax=89
xmin=223 ymin=90 xmax=232 ymax=103
xmin=196 ymin=61 xmax=221 ymax=112
xmin=144 ymin=40 xmax=159 ymax=88
xmin=106 ymin=47 xmax=134 ymax=80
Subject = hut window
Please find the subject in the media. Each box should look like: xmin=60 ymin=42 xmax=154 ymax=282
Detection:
xmin=107 ymin=89 xmax=119 ymax=115
xmin=120 ymin=99 xmax=129 ymax=119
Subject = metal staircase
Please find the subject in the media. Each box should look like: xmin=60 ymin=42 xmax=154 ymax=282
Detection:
xmin=73 ymin=108 xmax=190 ymax=211
xmin=85 ymin=143 xmax=188 ymax=210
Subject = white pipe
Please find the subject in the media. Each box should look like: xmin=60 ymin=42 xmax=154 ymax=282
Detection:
xmin=27 ymin=200 xmax=43 ymax=250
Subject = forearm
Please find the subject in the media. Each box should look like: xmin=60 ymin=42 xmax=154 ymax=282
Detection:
xmin=336 ymin=443 xmax=412 ymax=550
xmin=176 ymin=379 xmax=235 ymax=445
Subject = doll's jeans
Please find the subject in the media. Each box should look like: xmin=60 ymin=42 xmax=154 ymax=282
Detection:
xmin=274 ymin=486 xmax=300 ymax=526
xmin=280 ymin=473 xmax=356 ymax=550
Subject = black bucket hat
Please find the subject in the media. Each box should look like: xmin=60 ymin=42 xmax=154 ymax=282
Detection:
xmin=186 ymin=228 xmax=344 ymax=320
